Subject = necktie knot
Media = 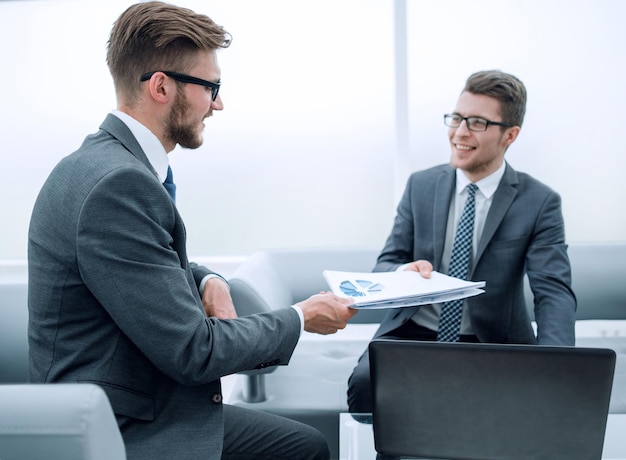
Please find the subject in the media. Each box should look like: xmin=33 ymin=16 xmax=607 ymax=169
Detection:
xmin=466 ymin=183 xmax=478 ymax=198
xmin=163 ymin=166 xmax=176 ymax=202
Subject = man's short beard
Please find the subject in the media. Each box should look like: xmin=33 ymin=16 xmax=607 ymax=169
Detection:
xmin=165 ymin=90 xmax=203 ymax=149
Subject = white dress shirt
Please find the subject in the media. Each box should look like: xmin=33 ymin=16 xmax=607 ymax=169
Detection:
xmin=408 ymin=162 xmax=507 ymax=335
xmin=111 ymin=110 xmax=169 ymax=182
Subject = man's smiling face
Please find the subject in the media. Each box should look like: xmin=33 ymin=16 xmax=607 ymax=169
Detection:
xmin=448 ymin=91 xmax=519 ymax=182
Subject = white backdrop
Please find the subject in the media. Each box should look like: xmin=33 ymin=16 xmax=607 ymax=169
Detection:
xmin=405 ymin=0 xmax=626 ymax=244
xmin=1 ymin=0 xmax=624 ymax=263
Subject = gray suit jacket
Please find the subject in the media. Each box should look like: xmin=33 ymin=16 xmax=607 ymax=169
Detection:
xmin=27 ymin=114 xmax=301 ymax=460
xmin=373 ymin=163 xmax=576 ymax=345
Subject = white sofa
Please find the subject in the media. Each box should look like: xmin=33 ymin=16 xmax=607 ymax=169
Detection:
xmin=0 ymin=383 xmax=126 ymax=460
xmin=1 ymin=278 xmax=125 ymax=459
xmin=0 ymin=282 xmax=29 ymax=384
xmin=2 ymin=243 xmax=625 ymax=459
xmin=227 ymin=243 xmax=626 ymax=459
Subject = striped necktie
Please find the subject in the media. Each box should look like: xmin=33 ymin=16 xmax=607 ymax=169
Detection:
xmin=437 ymin=183 xmax=478 ymax=342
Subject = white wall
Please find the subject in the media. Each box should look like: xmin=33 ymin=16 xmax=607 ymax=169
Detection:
xmin=0 ymin=0 xmax=396 ymax=261
xmin=405 ymin=0 xmax=626 ymax=243
xmin=1 ymin=0 xmax=624 ymax=265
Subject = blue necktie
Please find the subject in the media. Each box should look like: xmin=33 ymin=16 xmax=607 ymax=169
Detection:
xmin=438 ymin=183 xmax=478 ymax=342
xmin=163 ymin=166 xmax=176 ymax=203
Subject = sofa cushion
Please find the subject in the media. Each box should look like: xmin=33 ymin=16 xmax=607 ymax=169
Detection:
xmin=0 ymin=282 xmax=29 ymax=383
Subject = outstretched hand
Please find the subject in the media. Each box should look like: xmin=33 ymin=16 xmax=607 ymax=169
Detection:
xmin=295 ymin=292 xmax=358 ymax=335
xmin=403 ymin=259 xmax=433 ymax=278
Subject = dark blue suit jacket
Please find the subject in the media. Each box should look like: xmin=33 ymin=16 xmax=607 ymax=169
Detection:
xmin=373 ymin=163 xmax=576 ymax=345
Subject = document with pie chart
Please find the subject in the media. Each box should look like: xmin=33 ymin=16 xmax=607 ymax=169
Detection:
xmin=322 ymin=270 xmax=486 ymax=309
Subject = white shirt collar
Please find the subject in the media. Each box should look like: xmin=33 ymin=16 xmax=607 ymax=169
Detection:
xmin=455 ymin=161 xmax=506 ymax=199
xmin=111 ymin=110 xmax=169 ymax=182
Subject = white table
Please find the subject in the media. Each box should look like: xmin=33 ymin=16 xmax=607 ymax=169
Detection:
xmin=339 ymin=413 xmax=626 ymax=460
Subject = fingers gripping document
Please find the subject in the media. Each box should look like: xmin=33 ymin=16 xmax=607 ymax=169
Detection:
xmin=323 ymin=270 xmax=485 ymax=309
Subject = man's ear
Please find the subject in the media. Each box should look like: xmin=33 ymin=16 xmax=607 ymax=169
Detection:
xmin=503 ymin=126 xmax=521 ymax=148
xmin=145 ymin=72 xmax=172 ymax=105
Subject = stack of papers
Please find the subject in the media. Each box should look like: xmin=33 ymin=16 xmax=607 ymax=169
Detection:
xmin=323 ymin=270 xmax=485 ymax=309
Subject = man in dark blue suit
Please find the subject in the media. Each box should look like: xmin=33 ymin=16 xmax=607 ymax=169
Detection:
xmin=27 ymin=2 xmax=356 ymax=459
xmin=347 ymin=70 xmax=576 ymax=415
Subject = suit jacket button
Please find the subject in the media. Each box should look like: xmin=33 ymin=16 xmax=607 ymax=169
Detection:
xmin=212 ymin=394 xmax=223 ymax=404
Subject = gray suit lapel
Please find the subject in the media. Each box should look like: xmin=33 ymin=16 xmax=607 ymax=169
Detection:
xmin=473 ymin=164 xmax=519 ymax=268
xmin=433 ymin=168 xmax=455 ymax=270
xmin=99 ymin=113 xmax=158 ymax=179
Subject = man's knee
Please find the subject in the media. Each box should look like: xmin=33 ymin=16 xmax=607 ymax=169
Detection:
xmin=268 ymin=414 xmax=330 ymax=460
xmin=300 ymin=424 xmax=330 ymax=460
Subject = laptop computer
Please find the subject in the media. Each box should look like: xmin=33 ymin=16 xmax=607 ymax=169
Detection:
xmin=369 ymin=339 xmax=616 ymax=460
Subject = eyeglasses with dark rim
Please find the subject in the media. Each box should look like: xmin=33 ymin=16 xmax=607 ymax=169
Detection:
xmin=444 ymin=114 xmax=512 ymax=132
xmin=140 ymin=70 xmax=221 ymax=101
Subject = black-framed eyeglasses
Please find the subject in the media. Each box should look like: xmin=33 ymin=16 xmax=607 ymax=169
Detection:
xmin=140 ymin=70 xmax=221 ymax=101
xmin=444 ymin=114 xmax=512 ymax=132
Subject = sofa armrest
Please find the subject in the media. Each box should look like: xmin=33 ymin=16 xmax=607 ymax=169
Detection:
xmin=229 ymin=251 xmax=295 ymax=315
xmin=0 ymin=383 xmax=126 ymax=460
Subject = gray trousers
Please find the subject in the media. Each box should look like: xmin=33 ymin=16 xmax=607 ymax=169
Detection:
xmin=222 ymin=404 xmax=330 ymax=460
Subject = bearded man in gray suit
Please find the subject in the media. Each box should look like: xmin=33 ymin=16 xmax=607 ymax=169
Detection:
xmin=347 ymin=70 xmax=576 ymax=415
xmin=27 ymin=2 xmax=356 ymax=459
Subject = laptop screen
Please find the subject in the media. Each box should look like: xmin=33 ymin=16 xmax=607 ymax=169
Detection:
xmin=369 ymin=339 xmax=615 ymax=460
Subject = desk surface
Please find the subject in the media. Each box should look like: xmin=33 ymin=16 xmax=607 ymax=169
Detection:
xmin=339 ymin=413 xmax=626 ymax=460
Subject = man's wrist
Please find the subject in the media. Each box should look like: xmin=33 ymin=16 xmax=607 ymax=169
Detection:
xmin=290 ymin=305 xmax=304 ymax=336
xmin=199 ymin=273 xmax=229 ymax=295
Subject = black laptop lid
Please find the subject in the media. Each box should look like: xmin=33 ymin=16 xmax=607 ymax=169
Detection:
xmin=369 ymin=339 xmax=616 ymax=460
